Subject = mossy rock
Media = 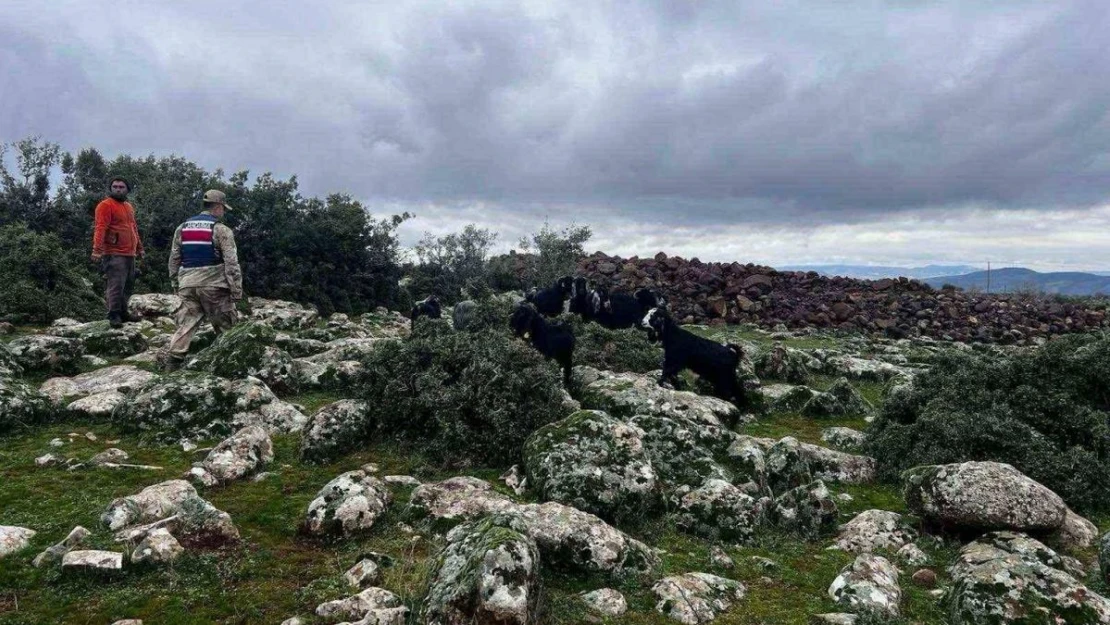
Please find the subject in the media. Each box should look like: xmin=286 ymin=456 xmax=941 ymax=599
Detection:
xmin=0 ymin=376 xmax=54 ymax=434
xmin=422 ymin=517 xmax=541 ymax=625
xmin=802 ymin=377 xmax=871 ymax=418
xmin=189 ymin=322 xmax=299 ymax=394
xmin=524 ymin=410 xmax=658 ymax=523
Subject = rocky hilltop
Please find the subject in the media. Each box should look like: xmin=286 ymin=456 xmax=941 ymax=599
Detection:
xmin=578 ymin=252 xmax=1109 ymax=343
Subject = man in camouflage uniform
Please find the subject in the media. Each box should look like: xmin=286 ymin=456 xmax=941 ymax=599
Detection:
xmin=162 ymin=189 xmax=243 ymax=371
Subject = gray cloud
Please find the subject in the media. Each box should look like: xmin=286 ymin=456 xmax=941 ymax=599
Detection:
xmin=2 ymin=1 xmax=1110 ymax=267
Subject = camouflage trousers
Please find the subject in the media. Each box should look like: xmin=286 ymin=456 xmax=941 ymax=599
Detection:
xmin=166 ymin=286 xmax=238 ymax=361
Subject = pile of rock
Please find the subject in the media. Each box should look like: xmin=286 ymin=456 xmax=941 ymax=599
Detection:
xmin=576 ymin=252 xmax=1108 ymax=342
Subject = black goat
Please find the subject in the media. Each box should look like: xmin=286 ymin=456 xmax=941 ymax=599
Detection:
xmin=642 ymin=307 xmax=743 ymax=404
xmin=634 ymin=288 xmax=667 ymax=311
xmin=590 ymin=286 xmax=647 ymax=330
xmin=524 ymin=276 xmax=573 ymax=317
xmin=410 ymin=296 xmax=442 ymax=329
xmin=510 ymin=303 xmax=575 ymax=385
xmin=568 ymin=276 xmax=593 ymax=319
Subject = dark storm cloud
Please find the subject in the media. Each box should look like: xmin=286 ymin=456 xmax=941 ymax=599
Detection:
xmin=2 ymin=1 xmax=1110 ymax=230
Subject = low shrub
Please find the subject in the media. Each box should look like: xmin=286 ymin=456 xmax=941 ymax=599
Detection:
xmin=0 ymin=223 xmax=102 ymax=324
xmin=569 ymin=317 xmax=661 ymax=374
xmin=358 ymin=320 xmax=568 ymax=468
xmin=866 ymin=333 xmax=1110 ymax=512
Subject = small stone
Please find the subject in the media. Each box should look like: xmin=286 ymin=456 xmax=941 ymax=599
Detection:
xmin=131 ymin=528 xmax=184 ymax=565
xmin=345 ymin=558 xmax=380 ymax=588
xmin=85 ymin=432 xmax=97 ymax=441
xmin=709 ymin=545 xmax=735 ymax=569
xmin=653 ymin=572 xmax=747 ymax=625
xmin=315 ymin=587 xmax=405 ymax=622
xmin=750 ymin=556 xmax=778 ymax=571
xmin=35 ymin=453 xmax=64 ymax=467
xmin=279 ymin=619 xmax=304 ymax=625
xmin=33 ymin=525 xmax=90 ymax=567
xmin=361 ymin=463 xmax=379 ymax=473
xmin=581 ymin=588 xmax=628 ymax=617
xmin=837 ymin=493 xmax=854 ymax=502
xmin=810 ymin=615 xmax=857 ymax=625
xmin=62 ymin=549 xmax=124 ymax=571
xmin=90 ymin=448 xmax=130 ymax=466
xmin=48 ymin=438 xmax=65 ymax=447
xmin=828 ymin=554 xmax=901 ymax=617
xmin=383 ymin=475 xmax=421 ymax=487
xmin=0 ymin=526 xmax=37 ymax=558
xmin=252 ymin=472 xmax=275 ymax=482
xmin=181 ymin=440 xmax=197 ymax=452
xmin=111 ymin=620 xmax=143 ymax=625
xmin=911 ymin=568 xmax=937 ymax=589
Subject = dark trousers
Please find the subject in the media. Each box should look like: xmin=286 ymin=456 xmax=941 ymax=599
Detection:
xmin=103 ymin=255 xmax=136 ymax=318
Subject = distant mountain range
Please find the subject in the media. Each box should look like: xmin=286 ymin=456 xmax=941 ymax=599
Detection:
xmin=782 ymin=264 xmax=982 ymax=280
xmin=924 ymin=268 xmax=1110 ymax=296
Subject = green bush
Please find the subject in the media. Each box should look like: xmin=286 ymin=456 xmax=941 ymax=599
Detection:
xmin=569 ymin=317 xmax=661 ymax=374
xmin=0 ymin=223 xmax=102 ymax=324
xmin=866 ymin=333 xmax=1110 ymax=512
xmin=358 ymin=321 xmax=569 ymax=468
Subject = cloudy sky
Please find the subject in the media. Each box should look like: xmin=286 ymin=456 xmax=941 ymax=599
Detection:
xmin=3 ymin=1 xmax=1110 ymax=270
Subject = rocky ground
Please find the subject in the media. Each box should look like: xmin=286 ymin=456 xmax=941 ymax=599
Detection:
xmin=1 ymin=294 xmax=1108 ymax=624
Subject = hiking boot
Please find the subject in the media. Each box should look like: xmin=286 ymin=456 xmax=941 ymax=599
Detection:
xmin=122 ymin=313 xmax=143 ymax=324
xmin=108 ymin=314 xmax=123 ymax=329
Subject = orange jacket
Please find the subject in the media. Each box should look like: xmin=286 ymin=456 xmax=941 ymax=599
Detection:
xmin=92 ymin=198 xmax=144 ymax=257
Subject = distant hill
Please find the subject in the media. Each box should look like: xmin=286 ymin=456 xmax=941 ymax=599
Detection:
xmin=782 ymin=264 xmax=981 ymax=280
xmin=925 ymin=268 xmax=1110 ymax=296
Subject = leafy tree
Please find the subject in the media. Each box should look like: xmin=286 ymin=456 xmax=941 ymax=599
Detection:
xmin=409 ymin=224 xmax=497 ymax=303
xmin=516 ymin=221 xmax=592 ymax=288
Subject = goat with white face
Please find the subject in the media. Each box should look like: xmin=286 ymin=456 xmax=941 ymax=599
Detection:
xmin=641 ymin=307 xmax=743 ymax=404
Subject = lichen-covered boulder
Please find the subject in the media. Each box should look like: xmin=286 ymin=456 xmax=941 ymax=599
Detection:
xmin=833 ymin=510 xmax=917 ymax=554
xmin=248 ymin=298 xmax=319 ymax=331
xmin=305 ymin=470 xmax=392 ymax=535
xmin=48 ymin=320 xmax=148 ymax=358
xmin=1101 ymin=532 xmax=1110 ymax=586
xmin=1051 ymin=508 xmax=1099 ymax=550
xmin=40 ymin=365 xmax=157 ymax=404
xmin=0 ymin=376 xmax=53 ymax=434
xmin=821 ymin=427 xmax=866 ymax=452
xmin=727 ymin=436 xmax=875 ymax=487
xmin=773 ymin=480 xmax=839 ymax=538
xmin=580 ymin=588 xmax=627 ymax=617
xmin=765 ymin=437 xmax=813 ymax=497
xmin=407 ymin=477 xmax=519 ymax=523
xmin=828 ymin=554 xmax=901 ymax=617
xmin=0 ymin=526 xmax=36 ymax=558
xmin=422 ymin=518 xmax=541 ymax=625
xmin=100 ymin=480 xmax=198 ymax=531
xmin=754 ymin=343 xmax=812 ymax=383
xmin=188 ymin=322 xmax=299 ymax=394
xmin=726 ymin=436 xmax=768 ymax=493
xmin=62 ymin=550 xmax=123 ymax=571
xmin=316 ymin=587 xmax=406 ymax=624
xmin=300 ymin=400 xmax=374 ymax=464
xmin=523 ymin=410 xmax=657 ymax=521
xmin=949 ymin=531 xmax=1110 ymax=624
xmin=128 ymin=293 xmax=181 ymax=318
xmin=112 ymin=373 xmax=307 ymax=442
xmin=767 ymin=385 xmax=818 ymax=413
xmin=358 ymin=308 xmax=412 ymax=339
xmin=274 ymin=334 xmax=329 ymax=358
xmin=186 ymin=425 xmax=273 ymax=486
xmin=67 ymin=390 xmax=127 ymax=418
xmin=630 ymin=414 xmax=735 ymax=491
xmin=32 ymin=526 xmax=89 ymax=568
xmin=652 ymin=572 xmax=746 ymax=624
xmin=824 ymin=355 xmax=910 ymax=382
xmin=573 ymin=366 xmax=745 ymax=428
xmin=802 ymin=378 xmax=871 ymax=418
xmin=676 ymin=479 xmax=763 ymax=542
xmin=0 ymin=343 xmax=23 ymax=378
xmin=491 ymin=502 xmax=659 ymax=578
xmin=130 ymin=527 xmax=184 ymax=565
xmin=6 ymin=335 xmax=84 ymax=373
xmin=903 ymin=461 xmax=1067 ymax=533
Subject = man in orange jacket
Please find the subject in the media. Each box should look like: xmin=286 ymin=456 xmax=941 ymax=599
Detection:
xmin=91 ymin=177 xmax=145 ymax=328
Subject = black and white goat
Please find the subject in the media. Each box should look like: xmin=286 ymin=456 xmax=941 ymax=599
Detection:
xmin=525 ymin=276 xmax=573 ymax=317
xmin=510 ymin=302 xmax=575 ymax=385
xmin=568 ymin=276 xmax=593 ymax=319
xmin=642 ymin=307 xmax=743 ymax=404
xmin=410 ymin=296 xmax=442 ymax=329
